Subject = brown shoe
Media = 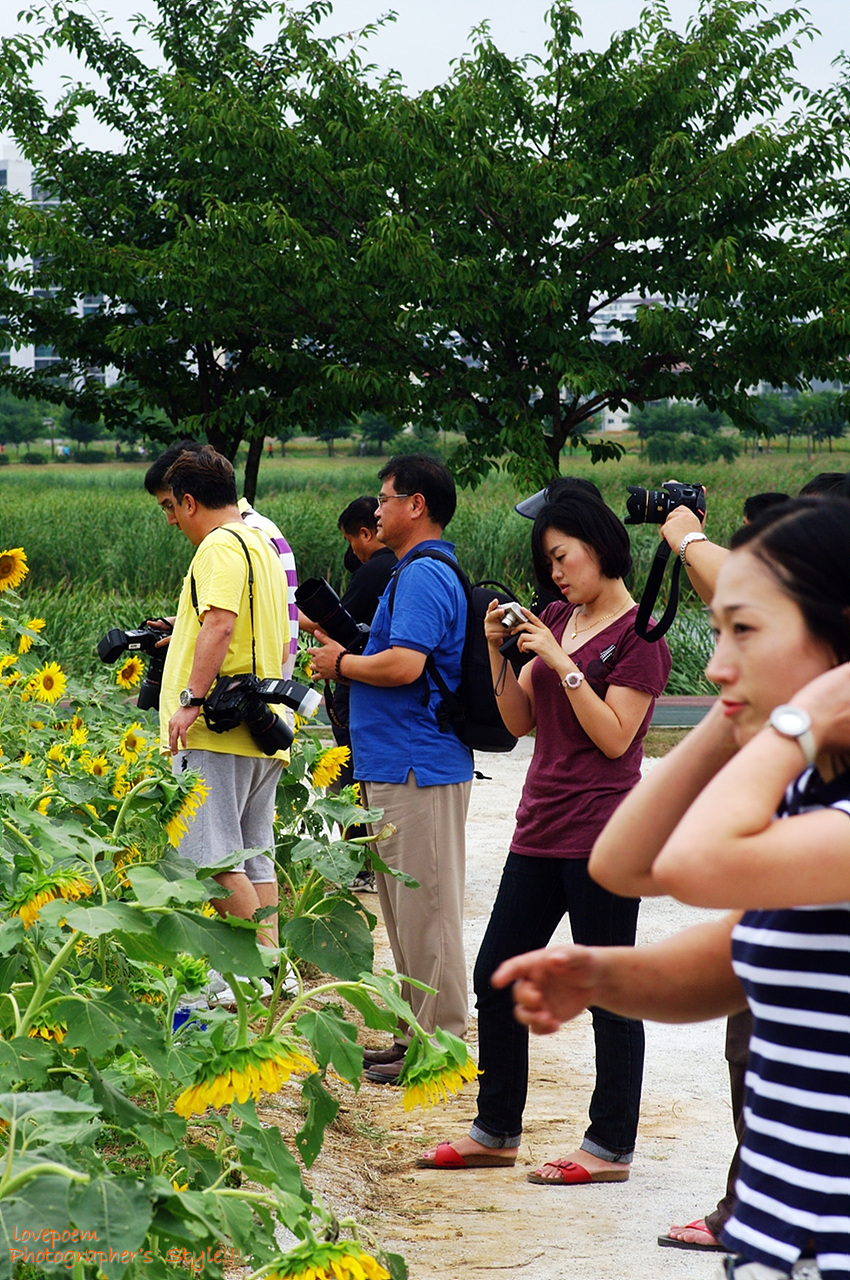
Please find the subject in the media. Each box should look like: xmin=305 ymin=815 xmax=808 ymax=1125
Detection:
xmin=364 ymin=1057 xmax=405 ymax=1084
xmin=362 ymin=1042 xmax=407 ymax=1066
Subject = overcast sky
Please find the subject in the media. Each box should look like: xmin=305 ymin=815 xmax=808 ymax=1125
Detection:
xmin=1 ymin=0 xmax=848 ymax=149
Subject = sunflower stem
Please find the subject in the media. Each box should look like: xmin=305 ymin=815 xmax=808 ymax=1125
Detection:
xmin=0 ymin=816 xmax=44 ymax=872
xmin=19 ymin=931 xmax=81 ymax=1037
xmin=110 ymin=778 xmax=160 ymax=842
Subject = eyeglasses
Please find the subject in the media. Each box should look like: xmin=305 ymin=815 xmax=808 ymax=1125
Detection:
xmin=376 ymin=493 xmax=410 ymax=507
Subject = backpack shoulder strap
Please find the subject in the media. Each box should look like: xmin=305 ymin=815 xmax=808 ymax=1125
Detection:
xmin=386 ymin=548 xmax=470 ymax=703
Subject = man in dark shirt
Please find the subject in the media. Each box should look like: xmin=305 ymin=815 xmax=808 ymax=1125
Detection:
xmin=299 ymin=497 xmax=396 ymax=877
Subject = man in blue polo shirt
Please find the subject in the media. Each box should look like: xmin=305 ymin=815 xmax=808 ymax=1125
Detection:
xmin=309 ymin=455 xmax=473 ymax=1080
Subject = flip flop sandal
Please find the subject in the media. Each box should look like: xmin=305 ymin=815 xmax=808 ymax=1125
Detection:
xmin=416 ymin=1142 xmax=517 ymax=1169
xmin=527 ymin=1158 xmax=630 ymax=1185
xmin=657 ymin=1220 xmax=725 ymax=1251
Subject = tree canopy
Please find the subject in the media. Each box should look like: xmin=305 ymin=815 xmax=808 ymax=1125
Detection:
xmin=0 ymin=0 xmax=849 ymax=493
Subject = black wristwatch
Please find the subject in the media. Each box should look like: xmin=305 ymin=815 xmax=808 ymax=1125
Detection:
xmin=178 ymin=687 xmax=205 ymax=708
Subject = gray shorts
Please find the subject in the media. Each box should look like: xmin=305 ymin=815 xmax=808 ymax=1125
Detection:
xmin=171 ymin=749 xmax=281 ymax=883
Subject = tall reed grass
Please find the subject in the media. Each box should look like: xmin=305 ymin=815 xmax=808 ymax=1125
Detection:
xmin=1 ymin=445 xmax=842 ymax=691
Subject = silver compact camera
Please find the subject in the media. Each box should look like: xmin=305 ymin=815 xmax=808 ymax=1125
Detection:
xmin=500 ymin=602 xmax=526 ymax=629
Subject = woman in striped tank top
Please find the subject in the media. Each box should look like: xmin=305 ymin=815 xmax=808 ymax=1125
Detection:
xmin=492 ymin=497 xmax=850 ymax=1280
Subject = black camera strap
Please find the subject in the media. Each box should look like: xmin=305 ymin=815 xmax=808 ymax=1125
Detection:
xmin=634 ymin=541 xmax=682 ymax=643
xmin=190 ymin=526 xmax=257 ymax=674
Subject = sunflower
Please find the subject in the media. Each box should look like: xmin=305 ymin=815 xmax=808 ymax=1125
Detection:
xmin=160 ymin=774 xmax=210 ymax=847
xmin=80 ymin=752 xmax=109 ymax=778
xmin=0 ymin=548 xmax=28 ymax=593
xmin=267 ymin=1241 xmax=390 ymax=1280
xmin=68 ymin=714 xmax=87 ymax=746
xmin=115 ymin=655 xmax=144 ymax=690
xmin=399 ymin=1033 xmax=481 ymax=1113
xmin=19 ymin=751 xmax=33 ymax=767
xmin=0 ymin=655 xmax=18 ymax=676
xmin=26 ymin=662 xmax=67 ymax=705
xmin=117 ymin=722 xmax=146 ymax=763
xmin=27 ymin=1019 xmax=67 ymax=1044
xmin=46 ymin=742 xmax=68 ymax=769
xmin=12 ymin=868 xmax=94 ymax=928
xmin=17 ymin=617 xmax=45 ymax=655
xmin=111 ymin=763 xmax=130 ymax=798
xmin=311 ymin=745 xmax=351 ymax=790
xmin=173 ymin=1035 xmax=316 ymax=1118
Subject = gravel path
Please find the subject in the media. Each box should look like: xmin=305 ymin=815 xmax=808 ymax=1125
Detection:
xmin=359 ymin=740 xmax=738 ymax=1280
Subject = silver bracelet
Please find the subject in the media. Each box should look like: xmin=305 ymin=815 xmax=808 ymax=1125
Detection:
xmin=679 ymin=531 xmax=708 ymax=567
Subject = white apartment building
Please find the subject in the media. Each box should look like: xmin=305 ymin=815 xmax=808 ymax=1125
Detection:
xmin=0 ymin=142 xmax=113 ymax=383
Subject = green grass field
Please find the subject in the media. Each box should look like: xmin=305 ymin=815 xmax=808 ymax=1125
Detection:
xmin=1 ymin=435 xmax=845 ymax=691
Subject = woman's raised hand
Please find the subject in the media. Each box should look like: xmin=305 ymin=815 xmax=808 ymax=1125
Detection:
xmin=791 ymin=661 xmax=850 ymax=756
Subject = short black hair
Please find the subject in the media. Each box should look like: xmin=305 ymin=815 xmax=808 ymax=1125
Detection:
xmin=144 ymin=439 xmax=204 ymax=494
xmin=531 ymin=493 xmax=632 ymax=586
xmin=730 ymin=497 xmax=850 ymax=664
xmin=797 ymin=472 xmax=848 ymax=498
xmin=378 ymin=454 xmax=457 ymax=528
xmin=165 ymin=445 xmax=237 ymax=510
xmin=338 ymin=496 xmax=379 ymax=534
xmin=742 ymin=491 xmax=790 ymax=523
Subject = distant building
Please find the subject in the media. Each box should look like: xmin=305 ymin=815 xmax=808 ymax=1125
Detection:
xmin=0 ymin=142 xmax=116 ymax=385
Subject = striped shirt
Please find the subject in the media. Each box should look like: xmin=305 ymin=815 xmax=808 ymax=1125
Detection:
xmin=724 ymin=766 xmax=850 ymax=1277
xmin=238 ymin=499 xmax=299 ymax=678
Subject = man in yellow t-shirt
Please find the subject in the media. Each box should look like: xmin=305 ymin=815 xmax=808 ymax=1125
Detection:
xmin=159 ymin=446 xmax=289 ymax=952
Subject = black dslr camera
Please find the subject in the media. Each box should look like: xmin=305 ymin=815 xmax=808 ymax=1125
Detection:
xmin=203 ymin=674 xmax=321 ymax=756
xmin=624 ymin=482 xmax=706 ymax=526
xmin=97 ymin=622 xmax=173 ymax=712
xmin=295 ymin=578 xmax=370 ymax=654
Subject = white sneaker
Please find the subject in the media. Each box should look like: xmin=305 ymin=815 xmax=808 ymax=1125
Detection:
xmin=205 ymin=971 xmax=273 ymax=1006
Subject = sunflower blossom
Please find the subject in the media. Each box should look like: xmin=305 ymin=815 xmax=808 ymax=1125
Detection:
xmin=17 ymin=617 xmax=45 ymax=655
xmin=46 ymin=742 xmax=68 ymax=769
xmin=68 ymin=714 xmax=87 ymax=746
xmin=174 ymin=1036 xmax=316 ymax=1118
xmin=26 ymin=662 xmax=67 ymax=705
xmin=0 ymin=548 xmax=28 ymax=593
xmin=111 ymin=763 xmax=130 ymax=798
xmin=401 ymin=1051 xmax=480 ymax=1113
xmin=80 ymin=751 xmax=109 ymax=778
xmin=117 ymin=721 xmax=146 ymax=763
xmin=115 ymin=655 xmax=144 ymax=689
xmin=311 ymin=745 xmax=351 ymax=790
xmin=267 ymin=1241 xmax=390 ymax=1280
xmin=27 ymin=1020 xmax=67 ymax=1044
xmin=0 ymin=654 xmax=18 ymax=676
xmin=12 ymin=868 xmax=94 ymax=928
xmin=161 ymin=775 xmax=210 ymax=847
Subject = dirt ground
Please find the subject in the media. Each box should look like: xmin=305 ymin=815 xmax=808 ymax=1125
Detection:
xmin=290 ymin=739 xmax=740 ymax=1280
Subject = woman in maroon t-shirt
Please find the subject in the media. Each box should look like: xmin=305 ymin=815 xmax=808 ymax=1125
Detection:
xmin=419 ymin=493 xmax=671 ymax=1181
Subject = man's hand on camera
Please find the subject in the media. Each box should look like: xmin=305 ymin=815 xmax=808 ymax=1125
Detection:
xmin=307 ymin=630 xmax=345 ymax=681
xmin=146 ymin=616 xmax=176 ymax=649
xmin=169 ymin=705 xmax=201 ymax=754
xmin=660 ymin=504 xmax=705 ymax=556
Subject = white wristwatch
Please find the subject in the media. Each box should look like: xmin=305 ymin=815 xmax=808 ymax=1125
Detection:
xmin=561 ymin=670 xmax=585 ymax=691
xmin=679 ymin=531 xmax=708 ymax=566
xmin=768 ymin=704 xmax=816 ymax=767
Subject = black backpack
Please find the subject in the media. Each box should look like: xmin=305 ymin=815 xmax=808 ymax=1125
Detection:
xmin=387 ymin=548 xmax=518 ymax=754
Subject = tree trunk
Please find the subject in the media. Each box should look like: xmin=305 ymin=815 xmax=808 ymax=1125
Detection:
xmin=243 ymin=434 xmax=263 ymax=504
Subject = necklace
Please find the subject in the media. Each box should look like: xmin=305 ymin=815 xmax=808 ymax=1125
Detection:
xmin=571 ymin=602 xmax=629 ymax=640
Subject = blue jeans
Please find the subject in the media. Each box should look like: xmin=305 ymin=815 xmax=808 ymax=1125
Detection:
xmin=470 ymin=852 xmax=644 ymax=1160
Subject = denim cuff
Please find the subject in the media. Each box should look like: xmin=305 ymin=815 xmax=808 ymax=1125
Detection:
xmin=469 ymin=1122 xmax=521 ymax=1150
xmin=581 ymin=1137 xmax=634 ymax=1164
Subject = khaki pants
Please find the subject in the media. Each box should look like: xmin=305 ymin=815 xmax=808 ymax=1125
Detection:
xmin=362 ymin=773 xmax=472 ymax=1040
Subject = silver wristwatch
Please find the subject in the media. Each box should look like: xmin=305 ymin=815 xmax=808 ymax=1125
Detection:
xmin=679 ymin=531 xmax=708 ymax=567
xmin=179 ymin=687 xmax=205 ymax=708
xmin=768 ymin=704 xmax=816 ymax=767
xmin=561 ymin=670 xmax=585 ymax=690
